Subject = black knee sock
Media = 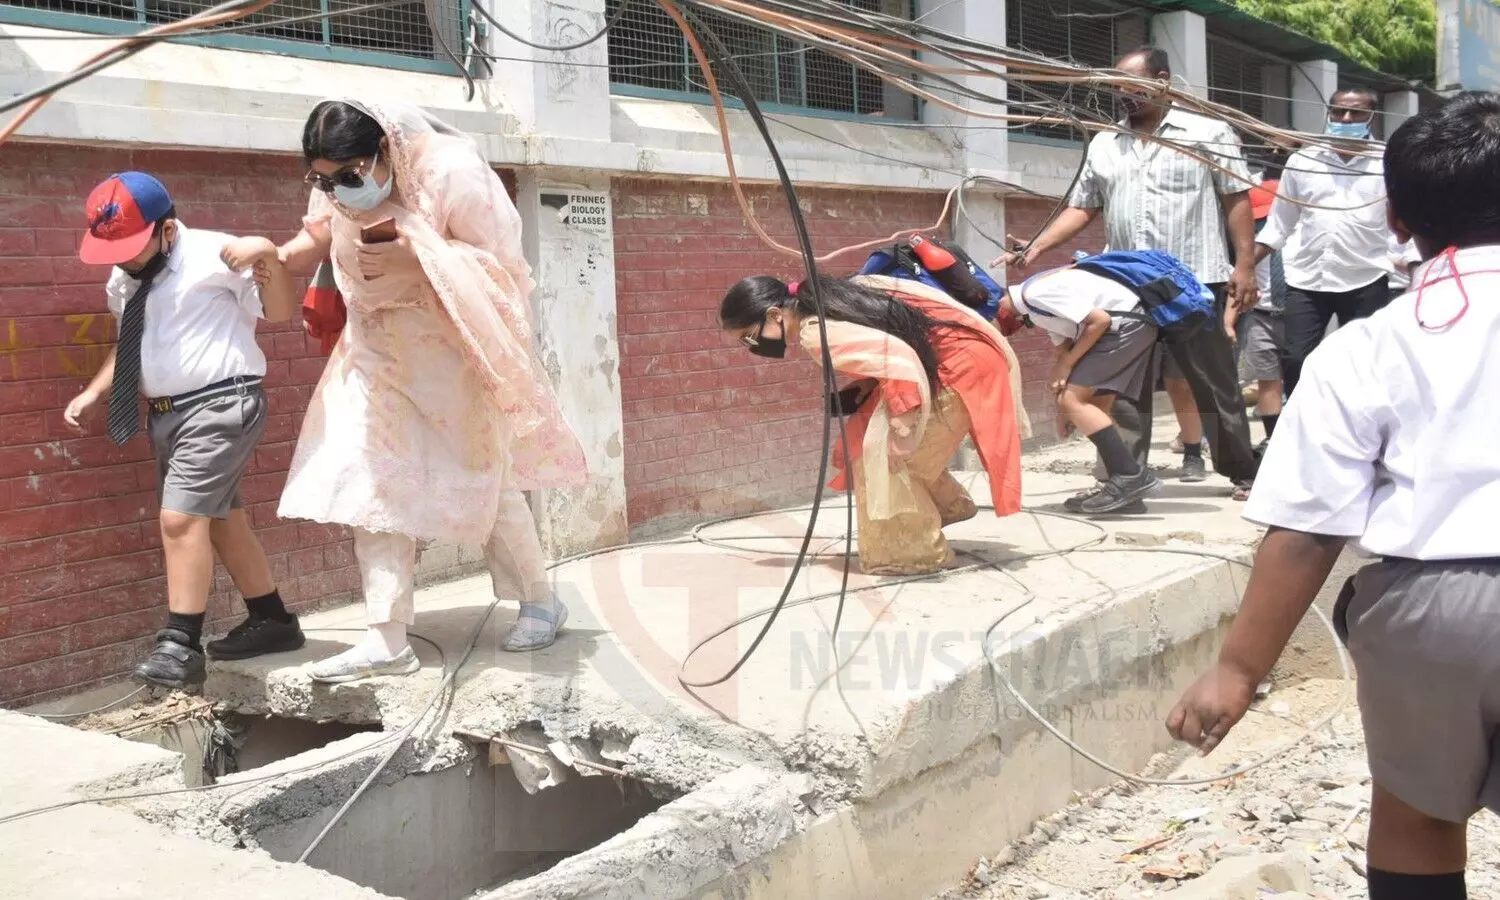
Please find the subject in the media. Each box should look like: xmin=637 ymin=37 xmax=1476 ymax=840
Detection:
xmin=1367 ymin=867 xmax=1466 ymax=900
xmin=1087 ymin=426 xmax=1141 ymax=478
xmin=245 ymin=589 xmax=292 ymax=623
xmin=1262 ymin=413 xmax=1279 ymax=438
xmin=165 ymin=612 xmax=206 ymax=650
xmin=1182 ymin=441 xmax=1203 ymax=458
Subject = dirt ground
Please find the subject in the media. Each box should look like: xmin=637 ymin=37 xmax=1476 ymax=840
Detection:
xmin=932 ymin=668 xmax=1500 ymax=899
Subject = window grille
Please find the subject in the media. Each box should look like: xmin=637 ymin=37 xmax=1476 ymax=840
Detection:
xmin=1005 ymin=0 xmax=1149 ymax=141
xmin=605 ymin=0 xmax=907 ymax=118
xmin=0 ymin=0 xmax=468 ymax=72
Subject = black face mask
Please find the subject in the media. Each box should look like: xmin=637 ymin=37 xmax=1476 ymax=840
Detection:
xmin=744 ymin=316 xmax=787 ymax=359
xmin=124 ymin=233 xmax=171 ymax=281
xmin=747 ymin=335 xmax=786 ymax=360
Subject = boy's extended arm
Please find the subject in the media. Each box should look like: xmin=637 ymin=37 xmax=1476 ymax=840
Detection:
xmin=1166 ymin=527 xmax=1346 ymax=753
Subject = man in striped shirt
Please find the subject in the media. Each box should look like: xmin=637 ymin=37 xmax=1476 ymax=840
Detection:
xmin=999 ymin=46 xmax=1261 ymax=502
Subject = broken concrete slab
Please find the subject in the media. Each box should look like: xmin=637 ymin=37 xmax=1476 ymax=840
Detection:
xmin=1158 ymin=852 xmax=1313 ymax=900
xmin=0 ymin=710 xmax=392 ymax=900
xmin=7 ymin=408 xmax=1277 ymax=900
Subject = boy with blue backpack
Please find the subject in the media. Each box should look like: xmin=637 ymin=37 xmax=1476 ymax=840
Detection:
xmin=996 ymin=248 xmax=1218 ymax=514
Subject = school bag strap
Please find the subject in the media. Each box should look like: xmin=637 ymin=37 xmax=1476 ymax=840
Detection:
xmin=1071 ymin=249 xmax=1216 ymax=341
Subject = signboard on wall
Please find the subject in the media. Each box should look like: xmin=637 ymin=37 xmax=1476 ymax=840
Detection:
xmin=539 ymin=189 xmax=610 ymax=234
xmin=1458 ymin=0 xmax=1500 ymax=90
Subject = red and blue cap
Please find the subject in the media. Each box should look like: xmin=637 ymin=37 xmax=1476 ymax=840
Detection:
xmin=79 ymin=172 xmax=174 ymax=266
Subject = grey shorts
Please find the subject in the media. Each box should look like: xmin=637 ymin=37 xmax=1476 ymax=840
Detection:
xmin=1237 ymin=309 xmax=1283 ymax=383
xmin=1334 ymin=558 xmax=1500 ymax=822
xmin=147 ymin=386 xmax=268 ymax=518
xmin=1068 ymin=317 xmax=1156 ymax=398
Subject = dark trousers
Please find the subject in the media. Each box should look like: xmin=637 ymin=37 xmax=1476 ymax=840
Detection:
xmin=1281 ymin=276 xmax=1391 ymax=397
xmin=1109 ymin=284 xmax=1259 ymax=484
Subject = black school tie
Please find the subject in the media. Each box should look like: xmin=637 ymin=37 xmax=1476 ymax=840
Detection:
xmin=106 ymin=255 xmax=168 ymax=446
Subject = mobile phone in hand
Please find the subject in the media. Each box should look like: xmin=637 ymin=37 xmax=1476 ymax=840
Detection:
xmin=828 ymin=385 xmax=866 ymax=416
xmin=360 ymin=218 xmax=398 ymax=244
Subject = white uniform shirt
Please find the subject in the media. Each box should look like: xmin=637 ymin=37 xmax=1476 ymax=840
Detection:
xmin=1068 ymin=108 xmax=1254 ymax=285
xmin=105 ymin=225 xmax=266 ymax=398
xmin=1255 ymin=146 xmax=1404 ymax=293
xmin=1014 ymin=267 xmax=1141 ymax=345
xmin=1245 ymin=244 xmax=1500 ymax=560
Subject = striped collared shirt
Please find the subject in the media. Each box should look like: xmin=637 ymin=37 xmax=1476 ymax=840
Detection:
xmin=1068 ymin=107 xmax=1253 ymax=285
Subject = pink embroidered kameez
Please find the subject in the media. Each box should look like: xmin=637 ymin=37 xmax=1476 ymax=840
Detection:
xmin=278 ymin=101 xmax=586 ymax=548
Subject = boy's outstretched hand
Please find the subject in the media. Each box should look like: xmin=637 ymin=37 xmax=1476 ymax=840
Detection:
xmin=1165 ymin=662 xmax=1257 ymax=755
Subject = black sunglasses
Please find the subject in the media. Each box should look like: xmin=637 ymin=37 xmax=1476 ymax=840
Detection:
xmin=304 ymin=158 xmax=373 ymax=194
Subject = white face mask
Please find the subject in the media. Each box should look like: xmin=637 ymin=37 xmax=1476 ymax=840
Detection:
xmin=332 ymin=150 xmax=392 ymax=211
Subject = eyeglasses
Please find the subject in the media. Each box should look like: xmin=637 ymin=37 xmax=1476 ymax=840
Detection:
xmin=738 ymin=320 xmax=770 ymax=349
xmin=305 ymin=159 xmax=373 ymax=194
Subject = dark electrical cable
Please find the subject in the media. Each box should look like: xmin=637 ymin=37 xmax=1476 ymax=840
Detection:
xmin=664 ymin=0 xmax=856 ymax=689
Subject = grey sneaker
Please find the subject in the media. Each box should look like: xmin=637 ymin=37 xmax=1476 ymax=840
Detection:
xmin=1065 ymin=486 xmax=1146 ymax=515
xmin=1180 ymin=454 xmax=1208 ymax=483
xmin=1078 ymin=471 xmax=1162 ymax=514
xmin=307 ymin=646 xmax=420 ymax=684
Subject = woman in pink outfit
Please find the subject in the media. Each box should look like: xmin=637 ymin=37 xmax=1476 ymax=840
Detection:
xmin=227 ymin=99 xmax=587 ymax=682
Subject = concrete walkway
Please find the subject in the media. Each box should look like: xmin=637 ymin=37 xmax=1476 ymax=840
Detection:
xmin=5 ymin=406 xmax=1272 ymax=900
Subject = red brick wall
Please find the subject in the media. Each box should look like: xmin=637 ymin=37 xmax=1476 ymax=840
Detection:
xmin=0 ymin=146 xmax=521 ymax=706
xmin=0 ymin=144 xmax=341 ymax=705
xmin=998 ymin=197 xmax=1110 ymax=443
xmin=613 ymin=178 xmax=952 ymax=531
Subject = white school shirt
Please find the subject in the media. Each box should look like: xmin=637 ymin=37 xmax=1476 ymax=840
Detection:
xmin=1244 ymin=244 xmax=1500 ymax=560
xmin=1013 ymin=267 xmax=1141 ymax=346
xmin=1068 ymin=107 xmax=1253 ymax=285
xmin=105 ymin=225 xmax=267 ymax=398
xmin=1254 ymin=146 xmax=1402 ymax=293
xmin=1386 ymin=238 xmax=1424 ymax=291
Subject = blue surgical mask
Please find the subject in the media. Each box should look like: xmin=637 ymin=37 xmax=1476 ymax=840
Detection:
xmin=1325 ymin=120 xmax=1371 ymax=140
xmin=332 ymin=151 xmax=392 ymax=211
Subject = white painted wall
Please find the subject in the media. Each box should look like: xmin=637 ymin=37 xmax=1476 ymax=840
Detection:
xmin=1293 ymin=59 xmax=1340 ymax=134
xmin=514 ymin=170 xmax=628 ymax=557
xmin=1151 ymin=11 xmax=1208 ymax=99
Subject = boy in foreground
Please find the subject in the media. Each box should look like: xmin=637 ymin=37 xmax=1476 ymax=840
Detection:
xmin=1167 ymin=92 xmax=1500 ymax=900
xmin=67 ymin=172 xmax=304 ymax=687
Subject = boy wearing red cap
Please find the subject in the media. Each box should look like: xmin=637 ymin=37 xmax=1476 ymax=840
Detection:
xmin=1225 ymin=179 xmax=1285 ymax=451
xmin=67 ymin=172 xmax=301 ymax=688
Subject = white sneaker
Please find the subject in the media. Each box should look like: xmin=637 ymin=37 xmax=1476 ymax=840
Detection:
xmin=307 ymin=645 xmax=421 ymax=684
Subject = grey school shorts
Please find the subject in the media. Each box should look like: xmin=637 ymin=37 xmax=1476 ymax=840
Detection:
xmin=1237 ymin=309 xmax=1283 ymax=383
xmin=1068 ymin=317 xmax=1157 ymax=398
xmin=1335 ymin=557 xmax=1500 ymax=822
xmin=146 ymin=387 xmax=268 ymax=518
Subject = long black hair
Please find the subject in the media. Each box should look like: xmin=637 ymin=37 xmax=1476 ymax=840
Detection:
xmin=302 ymin=100 xmax=385 ymax=164
xmin=720 ymin=274 xmax=979 ymax=394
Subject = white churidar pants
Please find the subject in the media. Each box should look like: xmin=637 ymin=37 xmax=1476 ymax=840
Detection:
xmin=352 ymin=491 xmax=548 ymax=626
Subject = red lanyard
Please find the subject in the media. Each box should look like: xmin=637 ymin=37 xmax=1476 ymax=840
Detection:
xmin=1412 ymin=247 xmax=1500 ymax=332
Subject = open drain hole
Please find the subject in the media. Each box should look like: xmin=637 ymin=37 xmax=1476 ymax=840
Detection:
xmin=247 ymin=739 xmax=668 ymax=900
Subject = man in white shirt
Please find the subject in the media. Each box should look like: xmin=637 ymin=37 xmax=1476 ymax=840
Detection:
xmin=997 ymin=263 xmax=1161 ymax=514
xmin=1254 ymin=87 xmax=1409 ymax=396
xmin=64 ymin=172 xmax=302 ymax=689
xmin=997 ymin=46 xmax=1261 ymax=499
xmin=1167 ymin=91 xmax=1500 ymax=900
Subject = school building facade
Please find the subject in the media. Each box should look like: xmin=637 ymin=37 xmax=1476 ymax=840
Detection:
xmin=0 ymin=0 xmax=1428 ymax=703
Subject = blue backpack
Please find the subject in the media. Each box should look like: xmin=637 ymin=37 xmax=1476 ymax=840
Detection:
xmin=1069 ymin=249 xmax=1215 ymax=339
xmin=858 ymin=239 xmax=1003 ymax=321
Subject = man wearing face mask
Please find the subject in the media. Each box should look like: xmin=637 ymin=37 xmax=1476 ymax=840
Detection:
xmin=1252 ymin=87 xmax=1411 ymax=397
xmin=995 ymin=45 xmax=1262 ymax=504
xmin=65 ymin=172 xmax=301 ymax=688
